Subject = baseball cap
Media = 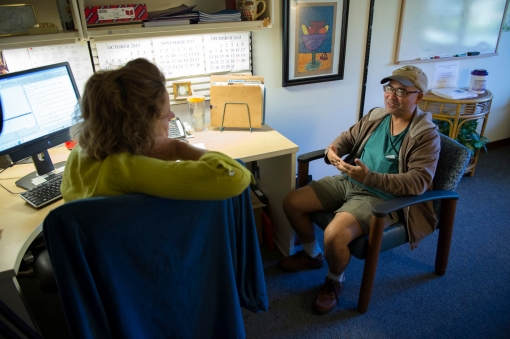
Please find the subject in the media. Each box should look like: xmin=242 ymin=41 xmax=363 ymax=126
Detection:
xmin=380 ymin=65 xmax=428 ymax=92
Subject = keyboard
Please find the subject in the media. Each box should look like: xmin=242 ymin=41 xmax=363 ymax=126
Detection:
xmin=20 ymin=172 xmax=63 ymax=208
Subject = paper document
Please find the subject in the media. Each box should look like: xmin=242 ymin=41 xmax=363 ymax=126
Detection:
xmin=432 ymin=61 xmax=459 ymax=89
xmin=431 ymin=88 xmax=478 ymax=100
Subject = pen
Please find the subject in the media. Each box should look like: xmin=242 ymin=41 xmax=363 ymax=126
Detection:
xmin=418 ymin=57 xmax=432 ymax=60
xmin=454 ymin=53 xmax=467 ymax=57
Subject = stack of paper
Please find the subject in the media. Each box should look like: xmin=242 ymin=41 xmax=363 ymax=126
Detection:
xmin=199 ymin=10 xmax=241 ymax=23
xmin=145 ymin=4 xmax=198 ymax=27
xmin=431 ymin=88 xmax=478 ymax=100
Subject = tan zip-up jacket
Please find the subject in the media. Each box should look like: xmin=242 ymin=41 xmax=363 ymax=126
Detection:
xmin=326 ymin=107 xmax=440 ymax=249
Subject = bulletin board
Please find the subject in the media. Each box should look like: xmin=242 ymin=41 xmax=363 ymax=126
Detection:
xmin=395 ymin=0 xmax=508 ymax=64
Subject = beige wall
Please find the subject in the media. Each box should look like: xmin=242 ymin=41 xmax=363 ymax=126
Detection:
xmin=254 ymin=0 xmax=510 ymax=180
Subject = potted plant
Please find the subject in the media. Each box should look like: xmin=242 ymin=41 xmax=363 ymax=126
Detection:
xmin=433 ymin=119 xmax=489 ymax=154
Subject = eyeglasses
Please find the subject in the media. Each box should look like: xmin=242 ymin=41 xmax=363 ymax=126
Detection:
xmin=383 ymin=85 xmax=421 ymax=98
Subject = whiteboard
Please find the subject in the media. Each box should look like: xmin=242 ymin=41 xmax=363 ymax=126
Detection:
xmin=396 ymin=0 xmax=508 ymax=63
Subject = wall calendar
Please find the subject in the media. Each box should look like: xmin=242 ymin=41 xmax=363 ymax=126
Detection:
xmin=94 ymin=32 xmax=251 ymax=78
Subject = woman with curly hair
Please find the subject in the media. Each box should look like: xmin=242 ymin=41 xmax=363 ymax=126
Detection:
xmin=61 ymin=58 xmax=254 ymax=202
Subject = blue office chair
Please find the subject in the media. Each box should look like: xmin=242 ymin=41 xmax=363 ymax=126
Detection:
xmin=296 ymin=133 xmax=471 ymax=313
xmin=41 ymin=189 xmax=268 ymax=339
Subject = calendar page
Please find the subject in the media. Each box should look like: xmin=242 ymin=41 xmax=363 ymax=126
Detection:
xmin=203 ymin=32 xmax=250 ymax=74
xmin=94 ymin=32 xmax=251 ymax=79
xmin=26 ymin=43 xmax=94 ymax=95
xmin=95 ymin=39 xmax=154 ymax=70
xmin=153 ymin=36 xmax=205 ymax=78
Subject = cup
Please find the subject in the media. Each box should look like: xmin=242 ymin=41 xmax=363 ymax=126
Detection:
xmin=468 ymin=69 xmax=488 ymax=94
xmin=238 ymin=0 xmax=266 ymax=21
xmin=187 ymin=95 xmax=207 ymax=132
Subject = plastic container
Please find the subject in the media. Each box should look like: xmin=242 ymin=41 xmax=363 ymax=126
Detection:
xmin=187 ymin=95 xmax=207 ymax=132
xmin=468 ymin=69 xmax=488 ymax=94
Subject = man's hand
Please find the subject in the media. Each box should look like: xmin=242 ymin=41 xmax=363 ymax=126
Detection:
xmin=327 ymin=145 xmax=370 ymax=183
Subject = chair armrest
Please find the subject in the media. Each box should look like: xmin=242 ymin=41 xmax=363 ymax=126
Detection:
xmin=297 ymin=149 xmax=327 ymax=163
xmin=372 ymin=190 xmax=459 ymax=218
xmin=297 ymin=149 xmax=327 ymax=188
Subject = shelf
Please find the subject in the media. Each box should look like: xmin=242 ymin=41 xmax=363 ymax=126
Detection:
xmin=86 ymin=20 xmax=269 ymax=42
xmin=79 ymin=0 xmax=273 ymax=42
xmin=0 ymin=31 xmax=82 ymax=49
xmin=0 ymin=0 xmax=273 ymax=48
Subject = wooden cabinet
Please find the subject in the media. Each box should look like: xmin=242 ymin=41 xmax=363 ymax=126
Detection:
xmin=418 ymin=90 xmax=493 ymax=177
xmin=0 ymin=0 xmax=273 ymax=49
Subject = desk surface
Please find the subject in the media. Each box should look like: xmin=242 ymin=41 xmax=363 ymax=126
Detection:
xmin=0 ymin=125 xmax=298 ymax=280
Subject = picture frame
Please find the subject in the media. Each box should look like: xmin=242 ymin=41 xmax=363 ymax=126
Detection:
xmin=503 ymin=1 xmax=510 ymax=32
xmin=172 ymin=82 xmax=192 ymax=100
xmin=282 ymin=0 xmax=349 ymax=87
xmin=0 ymin=4 xmax=38 ymax=37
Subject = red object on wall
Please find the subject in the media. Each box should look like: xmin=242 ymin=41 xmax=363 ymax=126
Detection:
xmin=84 ymin=4 xmax=148 ymax=25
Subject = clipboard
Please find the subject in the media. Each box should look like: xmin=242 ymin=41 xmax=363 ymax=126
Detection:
xmin=209 ymin=74 xmax=264 ymax=130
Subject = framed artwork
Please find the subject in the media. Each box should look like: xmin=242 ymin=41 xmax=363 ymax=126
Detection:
xmin=0 ymin=4 xmax=38 ymax=37
xmin=282 ymin=0 xmax=349 ymax=87
xmin=503 ymin=1 xmax=510 ymax=32
xmin=172 ymin=82 xmax=192 ymax=100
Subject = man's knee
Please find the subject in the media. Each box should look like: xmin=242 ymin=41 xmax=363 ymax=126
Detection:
xmin=283 ymin=186 xmax=323 ymax=214
xmin=323 ymin=213 xmax=363 ymax=248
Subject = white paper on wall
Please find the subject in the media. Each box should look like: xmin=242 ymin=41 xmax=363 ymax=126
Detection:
xmin=2 ymin=49 xmax=33 ymax=72
xmin=95 ymin=39 xmax=155 ymax=71
xmin=153 ymin=36 xmax=205 ymax=78
xmin=27 ymin=43 xmax=94 ymax=95
xmin=203 ymin=32 xmax=250 ymax=74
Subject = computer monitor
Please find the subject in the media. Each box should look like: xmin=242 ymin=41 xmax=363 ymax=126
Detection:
xmin=0 ymin=62 xmax=80 ymax=189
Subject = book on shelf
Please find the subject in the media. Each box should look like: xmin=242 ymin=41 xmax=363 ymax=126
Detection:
xmin=198 ymin=10 xmax=241 ymax=23
xmin=147 ymin=4 xmax=196 ymax=21
xmin=144 ymin=19 xmax=191 ymax=27
xmin=431 ymin=88 xmax=478 ymax=100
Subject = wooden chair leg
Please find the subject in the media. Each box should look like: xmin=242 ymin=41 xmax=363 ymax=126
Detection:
xmin=297 ymin=162 xmax=310 ymax=189
xmin=435 ymin=199 xmax=457 ymax=276
xmin=357 ymin=215 xmax=385 ymax=313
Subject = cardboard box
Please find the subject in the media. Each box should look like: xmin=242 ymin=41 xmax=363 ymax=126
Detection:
xmin=210 ymin=74 xmax=265 ymax=129
xmin=251 ymin=189 xmax=266 ymax=245
xmin=84 ymin=4 xmax=148 ymax=25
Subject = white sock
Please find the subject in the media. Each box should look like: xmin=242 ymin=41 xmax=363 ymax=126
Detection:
xmin=302 ymin=240 xmax=322 ymax=258
xmin=327 ymin=270 xmax=345 ymax=283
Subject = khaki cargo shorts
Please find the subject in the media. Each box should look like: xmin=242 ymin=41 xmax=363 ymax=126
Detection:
xmin=308 ymin=175 xmax=402 ymax=234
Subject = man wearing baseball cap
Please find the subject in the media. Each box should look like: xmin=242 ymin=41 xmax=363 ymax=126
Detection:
xmin=278 ymin=65 xmax=440 ymax=314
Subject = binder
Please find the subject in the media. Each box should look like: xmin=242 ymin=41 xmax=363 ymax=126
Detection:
xmin=209 ymin=74 xmax=264 ymax=130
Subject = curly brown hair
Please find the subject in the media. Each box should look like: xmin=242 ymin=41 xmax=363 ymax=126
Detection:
xmin=72 ymin=58 xmax=167 ymax=160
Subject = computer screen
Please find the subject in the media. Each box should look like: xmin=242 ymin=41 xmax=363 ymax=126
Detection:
xmin=0 ymin=62 xmax=80 ymax=189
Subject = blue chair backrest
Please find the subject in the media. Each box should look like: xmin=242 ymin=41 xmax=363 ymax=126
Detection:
xmin=432 ymin=133 xmax=472 ymax=217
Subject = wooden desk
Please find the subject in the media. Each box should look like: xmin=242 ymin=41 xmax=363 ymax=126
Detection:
xmin=0 ymin=124 xmax=298 ymax=332
xmin=0 ymin=146 xmax=68 ymax=332
xmin=190 ymin=125 xmax=299 ymax=255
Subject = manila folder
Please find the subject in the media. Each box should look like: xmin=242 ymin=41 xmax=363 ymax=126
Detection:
xmin=210 ymin=85 xmax=263 ymax=128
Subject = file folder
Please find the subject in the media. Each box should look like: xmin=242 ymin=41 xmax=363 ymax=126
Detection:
xmin=209 ymin=74 xmax=264 ymax=129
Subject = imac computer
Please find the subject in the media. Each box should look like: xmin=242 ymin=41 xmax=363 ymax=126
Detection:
xmin=0 ymin=62 xmax=80 ymax=189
